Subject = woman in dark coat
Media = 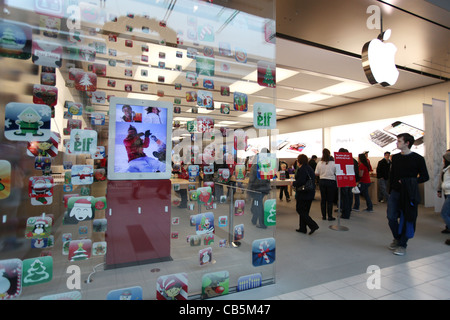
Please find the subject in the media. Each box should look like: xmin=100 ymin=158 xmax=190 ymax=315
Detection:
xmin=293 ymin=154 xmax=319 ymax=234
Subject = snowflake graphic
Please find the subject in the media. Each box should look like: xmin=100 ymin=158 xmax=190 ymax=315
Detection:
xmin=39 ymin=106 xmax=51 ymax=117
xmin=4 ymin=118 xmax=12 ymax=129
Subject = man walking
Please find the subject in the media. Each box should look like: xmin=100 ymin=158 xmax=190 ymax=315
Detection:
xmin=376 ymin=151 xmax=391 ymax=203
xmin=387 ymin=133 xmax=429 ymax=256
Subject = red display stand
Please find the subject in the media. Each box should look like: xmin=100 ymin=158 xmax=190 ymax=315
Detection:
xmin=105 ymin=179 xmax=172 ymax=268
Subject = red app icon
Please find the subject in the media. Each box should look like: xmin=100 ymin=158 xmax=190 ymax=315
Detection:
xmin=74 ymin=71 xmax=97 ymax=91
xmin=0 ymin=259 xmax=23 ymax=300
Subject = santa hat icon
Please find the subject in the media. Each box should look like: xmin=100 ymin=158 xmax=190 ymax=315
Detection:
xmin=74 ymin=197 xmax=92 ymax=208
xmin=35 ymin=217 xmax=49 ymax=227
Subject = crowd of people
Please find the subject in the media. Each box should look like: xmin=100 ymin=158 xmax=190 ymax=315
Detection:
xmin=288 ymin=132 xmax=450 ymax=256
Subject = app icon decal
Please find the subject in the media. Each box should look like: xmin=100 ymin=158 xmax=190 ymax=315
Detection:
xmin=68 ymin=129 xmax=98 ymax=155
xmin=0 ymin=160 xmax=11 ymax=199
xmin=234 ymin=200 xmax=245 ymax=216
xmin=68 ymin=239 xmax=92 ymax=261
xmin=25 ymin=216 xmax=53 ymax=239
xmin=252 ymin=238 xmax=275 ymax=267
xmin=22 ymin=256 xmax=53 ymax=286
xmin=0 ymin=20 xmax=32 ymax=60
xmin=254 ymin=102 xmax=276 ymax=129
xmin=237 ymin=273 xmax=262 ymax=292
xmin=33 ymin=84 xmax=58 ymax=107
xmin=234 ymin=224 xmax=244 ymax=241
xmin=193 ymin=212 xmax=214 ymax=235
xmin=156 ymin=273 xmax=188 ymax=300
xmin=107 ymin=286 xmax=143 ymax=300
xmin=28 ymin=176 xmax=54 ymax=205
xmin=197 ymin=187 xmax=213 ymax=208
xmin=201 ymin=271 xmax=229 ymax=299
xmin=199 ymin=247 xmax=212 ymax=266
xmin=4 ymin=103 xmax=51 ymax=142
xmin=233 ymin=92 xmax=248 ymax=111
xmin=257 ymin=61 xmax=276 ymax=88
xmin=27 ymin=131 xmax=60 ymax=157
xmin=32 ymin=39 xmax=62 ymax=68
xmin=264 ymin=199 xmax=276 ymax=226
xmin=71 ymin=165 xmax=94 ymax=185
xmin=0 ymin=258 xmax=22 ymax=300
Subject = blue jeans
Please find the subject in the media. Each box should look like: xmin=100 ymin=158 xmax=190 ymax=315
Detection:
xmin=353 ymin=182 xmax=373 ymax=210
xmin=340 ymin=187 xmax=353 ymax=218
xmin=378 ymin=178 xmax=389 ymax=202
xmin=387 ymin=190 xmax=409 ymax=248
xmin=441 ymin=195 xmax=450 ymax=229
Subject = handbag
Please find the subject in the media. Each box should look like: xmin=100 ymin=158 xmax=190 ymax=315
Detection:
xmin=352 ymin=186 xmax=360 ymax=194
xmin=298 ymin=171 xmax=315 ymax=192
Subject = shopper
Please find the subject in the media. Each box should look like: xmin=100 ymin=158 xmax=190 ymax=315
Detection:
xmin=387 ymin=133 xmax=429 ymax=256
xmin=315 ymin=148 xmax=337 ymax=221
xmin=353 ymin=153 xmax=374 ymax=212
xmin=364 ymin=151 xmax=373 ymax=172
xmin=293 ymin=154 xmax=319 ymax=234
xmin=248 ymin=148 xmax=272 ymax=228
xmin=439 ymin=151 xmax=450 ymax=236
xmin=174 ymin=162 xmax=189 ymax=208
xmin=376 ymin=151 xmax=391 ymax=203
xmin=308 ymin=155 xmax=318 ymax=171
xmin=278 ymin=162 xmax=291 ymax=202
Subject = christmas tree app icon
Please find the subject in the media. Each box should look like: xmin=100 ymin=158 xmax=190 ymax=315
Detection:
xmin=68 ymin=240 xmax=92 ymax=261
xmin=0 ymin=20 xmax=32 ymax=60
xmin=74 ymin=71 xmax=97 ymax=92
xmin=257 ymin=61 xmax=276 ymax=88
xmin=22 ymin=256 xmax=53 ymax=287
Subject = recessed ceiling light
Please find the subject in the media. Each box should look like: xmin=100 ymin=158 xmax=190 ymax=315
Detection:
xmin=229 ymin=80 xmax=262 ymax=95
xmin=291 ymin=92 xmax=331 ymax=103
xmin=319 ymin=82 xmax=369 ymax=95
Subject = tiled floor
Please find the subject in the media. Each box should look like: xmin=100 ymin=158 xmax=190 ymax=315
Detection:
xmin=269 ymin=252 xmax=450 ymax=300
xmin=213 ymin=193 xmax=450 ymax=300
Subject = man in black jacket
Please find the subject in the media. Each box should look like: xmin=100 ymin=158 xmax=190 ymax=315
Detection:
xmin=387 ymin=133 xmax=429 ymax=256
xmin=376 ymin=151 xmax=391 ymax=202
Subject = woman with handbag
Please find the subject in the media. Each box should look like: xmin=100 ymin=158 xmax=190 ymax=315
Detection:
xmin=293 ymin=154 xmax=319 ymax=234
xmin=315 ymin=148 xmax=337 ymax=221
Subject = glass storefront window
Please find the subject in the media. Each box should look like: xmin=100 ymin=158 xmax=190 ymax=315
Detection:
xmin=0 ymin=0 xmax=276 ymax=300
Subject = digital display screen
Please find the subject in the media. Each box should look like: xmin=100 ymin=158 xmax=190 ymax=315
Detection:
xmin=108 ymin=97 xmax=172 ymax=180
xmin=385 ymin=122 xmax=424 ymax=140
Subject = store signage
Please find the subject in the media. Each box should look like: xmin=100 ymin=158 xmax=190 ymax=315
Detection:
xmin=334 ymin=152 xmax=356 ymax=188
xmin=362 ymin=29 xmax=399 ymax=87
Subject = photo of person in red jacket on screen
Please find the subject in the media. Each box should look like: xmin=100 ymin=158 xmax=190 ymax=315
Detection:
xmin=123 ymin=125 xmax=166 ymax=172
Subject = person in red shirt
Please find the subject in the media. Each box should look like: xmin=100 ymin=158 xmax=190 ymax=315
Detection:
xmin=123 ymin=125 xmax=165 ymax=172
xmin=352 ymin=153 xmax=373 ymax=212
